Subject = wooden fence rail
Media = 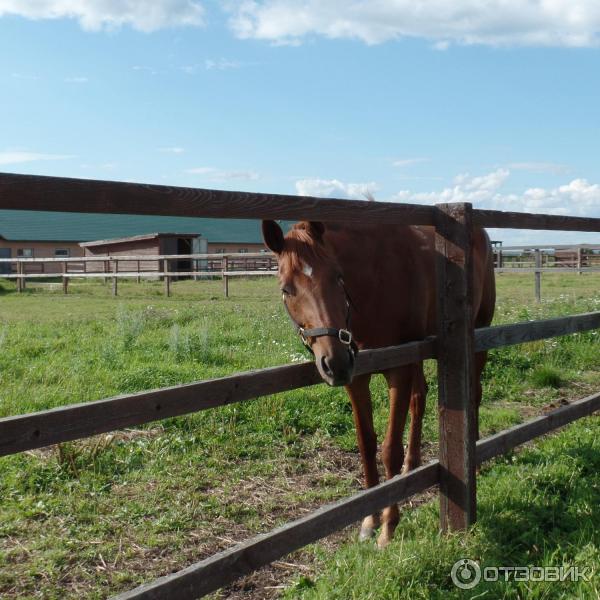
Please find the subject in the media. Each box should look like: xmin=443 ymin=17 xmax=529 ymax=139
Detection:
xmin=1 ymin=171 xmax=600 ymax=599
xmin=0 ymin=253 xmax=278 ymax=296
xmin=0 ymin=339 xmax=436 ymax=457
xmin=115 ymin=390 xmax=600 ymax=600
xmin=2 ymin=310 xmax=599 ymax=457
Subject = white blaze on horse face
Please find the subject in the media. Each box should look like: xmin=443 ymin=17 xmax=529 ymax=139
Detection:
xmin=301 ymin=261 xmax=313 ymax=278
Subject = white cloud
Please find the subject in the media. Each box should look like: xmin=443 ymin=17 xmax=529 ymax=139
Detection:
xmin=506 ymin=162 xmax=570 ymax=175
xmin=204 ymin=58 xmax=242 ymax=70
xmin=392 ymin=157 xmax=428 ymax=168
xmin=180 ymin=59 xmax=244 ymax=74
xmin=0 ymin=0 xmax=205 ymax=32
xmin=0 ymin=151 xmax=74 ymax=165
xmin=158 ymin=146 xmax=185 ymax=154
xmin=64 ymin=76 xmax=89 ymax=83
xmin=295 ymin=178 xmax=378 ymax=199
xmin=226 ymin=1 xmax=600 ymax=47
xmin=11 ymin=72 xmax=40 ymax=80
xmin=179 ymin=65 xmax=197 ymax=74
xmin=391 ymin=169 xmax=600 ymax=220
xmin=186 ymin=166 xmax=260 ymax=181
xmin=132 ymin=66 xmax=158 ymax=74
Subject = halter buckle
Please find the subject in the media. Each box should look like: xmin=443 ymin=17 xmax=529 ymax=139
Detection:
xmin=338 ymin=329 xmax=353 ymax=345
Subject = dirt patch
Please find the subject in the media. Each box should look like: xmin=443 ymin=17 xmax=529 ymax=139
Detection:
xmin=209 ymin=441 xmax=439 ymax=600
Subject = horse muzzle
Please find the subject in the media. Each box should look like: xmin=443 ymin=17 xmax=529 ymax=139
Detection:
xmin=315 ymin=346 xmax=355 ymax=387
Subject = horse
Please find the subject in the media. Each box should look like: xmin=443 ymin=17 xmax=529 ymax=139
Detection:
xmin=262 ymin=219 xmax=496 ymax=548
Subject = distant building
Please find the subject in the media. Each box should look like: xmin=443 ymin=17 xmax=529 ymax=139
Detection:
xmin=0 ymin=210 xmax=274 ymax=273
xmin=80 ymin=233 xmax=201 ymax=275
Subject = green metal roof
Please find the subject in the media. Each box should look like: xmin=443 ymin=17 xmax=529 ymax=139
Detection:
xmin=0 ymin=210 xmax=292 ymax=244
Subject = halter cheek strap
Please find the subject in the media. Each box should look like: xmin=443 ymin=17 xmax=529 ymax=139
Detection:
xmin=282 ymin=282 xmax=358 ymax=356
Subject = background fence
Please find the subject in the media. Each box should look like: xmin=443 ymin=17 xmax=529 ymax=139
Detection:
xmin=3 ymin=244 xmax=599 ymax=301
xmin=1 ymin=172 xmax=599 ymax=599
xmin=0 ymin=252 xmax=277 ymax=296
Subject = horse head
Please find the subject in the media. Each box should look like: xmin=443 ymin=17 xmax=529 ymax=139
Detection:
xmin=262 ymin=220 xmax=356 ymax=387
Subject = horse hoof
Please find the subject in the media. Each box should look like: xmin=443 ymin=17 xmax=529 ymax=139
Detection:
xmin=359 ymin=526 xmax=376 ymax=542
xmin=376 ymin=532 xmax=391 ymax=549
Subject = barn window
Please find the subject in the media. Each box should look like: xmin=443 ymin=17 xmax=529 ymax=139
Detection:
xmin=17 ymin=248 xmax=33 ymax=258
xmin=238 ymin=248 xmax=248 ymax=253
xmin=54 ymin=249 xmax=70 ymax=257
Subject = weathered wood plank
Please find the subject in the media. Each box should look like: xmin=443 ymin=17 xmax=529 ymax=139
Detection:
xmin=474 ymin=312 xmax=600 ymax=352
xmin=0 ymin=339 xmax=435 ymax=457
xmin=113 ymin=462 xmax=440 ymax=600
xmin=476 ymin=391 xmax=600 ymax=464
xmin=0 ymin=253 xmax=273 ymax=262
xmin=113 ymin=390 xmax=600 ymax=600
xmin=435 ymin=202 xmax=477 ymax=531
xmin=473 ymin=209 xmax=600 ymax=232
xmin=0 ymin=172 xmax=435 ymax=225
xmin=0 ymin=271 xmax=276 ymax=279
xmin=495 ymin=268 xmax=600 ymax=273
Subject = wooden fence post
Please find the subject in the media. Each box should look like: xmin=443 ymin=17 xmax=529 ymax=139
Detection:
xmin=62 ymin=262 xmax=68 ymax=294
xmin=137 ymin=260 xmax=141 ymax=284
xmin=164 ymin=259 xmax=171 ymax=297
xmin=16 ymin=261 xmax=22 ymax=293
xmin=535 ymin=249 xmax=542 ymax=303
xmin=222 ymin=256 xmax=229 ymax=298
xmin=435 ymin=202 xmax=477 ymax=532
xmin=112 ymin=259 xmax=118 ymax=297
xmin=577 ymin=247 xmax=583 ymax=275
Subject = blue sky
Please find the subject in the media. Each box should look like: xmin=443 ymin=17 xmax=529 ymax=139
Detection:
xmin=1 ymin=1 xmax=599 ymax=244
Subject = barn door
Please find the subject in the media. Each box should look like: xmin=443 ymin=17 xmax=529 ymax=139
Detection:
xmin=192 ymin=237 xmax=207 ymax=279
xmin=0 ymin=248 xmax=11 ymax=275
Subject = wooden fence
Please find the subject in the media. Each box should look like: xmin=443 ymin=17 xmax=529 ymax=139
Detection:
xmin=3 ymin=249 xmax=599 ymax=301
xmin=0 ymin=253 xmax=277 ymax=296
xmin=493 ymin=245 xmax=600 ymax=302
xmin=1 ymin=172 xmax=599 ymax=599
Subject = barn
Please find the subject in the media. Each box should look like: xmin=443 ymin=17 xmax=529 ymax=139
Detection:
xmin=0 ymin=209 xmax=273 ymax=274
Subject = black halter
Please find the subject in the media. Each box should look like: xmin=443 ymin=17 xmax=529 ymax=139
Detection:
xmin=282 ymin=280 xmax=358 ymax=356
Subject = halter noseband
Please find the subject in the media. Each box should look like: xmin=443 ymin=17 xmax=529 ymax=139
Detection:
xmin=282 ymin=280 xmax=358 ymax=356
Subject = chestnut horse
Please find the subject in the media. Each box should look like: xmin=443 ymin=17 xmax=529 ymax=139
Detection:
xmin=262 ymin=219 xmax=496 ymax=548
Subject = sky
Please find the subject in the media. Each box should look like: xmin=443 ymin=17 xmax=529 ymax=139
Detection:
xmin=1 ymin=1 xmax=599 ymax=245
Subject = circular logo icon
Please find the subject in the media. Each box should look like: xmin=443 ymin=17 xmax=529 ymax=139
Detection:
xmin=451 ymin=559 xmax=481 ymax=589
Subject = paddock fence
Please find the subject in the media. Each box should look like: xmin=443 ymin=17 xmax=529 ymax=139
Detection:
xmin=0 ymin=172 xmax=599 ymax=599
xmin=0 ymin=253 xmax=277 ymax=296
xmin=3 ymin=247 xmax=600 ymax=301
xmin=493 ymin=244 xmax=600 ymax=302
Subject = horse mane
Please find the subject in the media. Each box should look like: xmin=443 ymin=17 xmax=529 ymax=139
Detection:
xmin=283 ymin=222 xmax=333 ymax=271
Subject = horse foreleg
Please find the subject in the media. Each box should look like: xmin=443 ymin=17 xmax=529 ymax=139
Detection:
xmin=345 ymin=373 xmax=379 ymax=541
xmin=403 ymin=363 xmax=427 ymax=473
xmin=378 ymin=365 xmax=413 ymax=548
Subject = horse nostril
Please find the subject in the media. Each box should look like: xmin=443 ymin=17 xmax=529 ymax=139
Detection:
xmin=321 ymin=355 xmax=334 ymax=377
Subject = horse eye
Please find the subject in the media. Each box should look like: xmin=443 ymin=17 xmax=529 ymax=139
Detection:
xmin=281 ymin=286 xmax=292 ymax=296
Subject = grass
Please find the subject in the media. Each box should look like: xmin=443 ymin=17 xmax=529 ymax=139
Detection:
xmin=0 ymin=272 xmax=599 ymax=598
xmin=531 ymin=366 xmax=565 ymax=389
xmin=284 ymin=418 xmax=600 ymax=600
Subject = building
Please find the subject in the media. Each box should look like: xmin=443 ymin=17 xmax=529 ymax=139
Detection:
xmin=0 ymin=209 xmax=276 ymax=274
xmin=80 ymin=233 xmax=202 ymax=275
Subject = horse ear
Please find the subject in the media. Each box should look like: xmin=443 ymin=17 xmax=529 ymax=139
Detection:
xmin=307 ymin=221 xmax=325 ymax=242
xmin=262 ymin=220 xmax=285 ymax=254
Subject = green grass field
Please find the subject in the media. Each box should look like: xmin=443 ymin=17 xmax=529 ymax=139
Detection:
xmin=0 ymin=273 xmax=599 ymax=599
